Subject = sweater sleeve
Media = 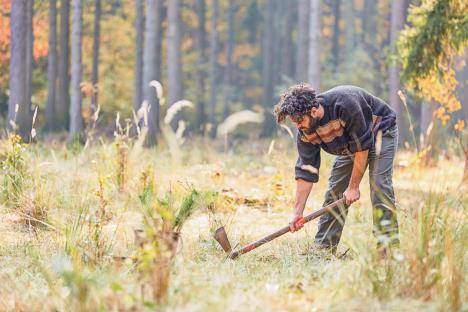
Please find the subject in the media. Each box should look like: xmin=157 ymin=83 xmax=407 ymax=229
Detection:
xmin=338 ymin=97 xmax=374 ymax=152
xmin=295 ymin=130 xmax=321 ymax=183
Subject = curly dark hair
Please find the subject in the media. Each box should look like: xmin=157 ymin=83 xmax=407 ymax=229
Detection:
xmin=274 ymin=83 xmax=318 ymax=124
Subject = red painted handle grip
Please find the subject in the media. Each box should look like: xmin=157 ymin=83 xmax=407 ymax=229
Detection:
xmin=229 ymin=198 xmax=345 ymax=259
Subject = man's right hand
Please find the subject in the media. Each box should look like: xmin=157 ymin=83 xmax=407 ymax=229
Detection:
xmin=289 ymin=214 xmax=305 ymax=232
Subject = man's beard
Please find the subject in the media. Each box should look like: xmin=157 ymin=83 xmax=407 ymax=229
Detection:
xmin=300 ymin=115 xmax=320 ymax=135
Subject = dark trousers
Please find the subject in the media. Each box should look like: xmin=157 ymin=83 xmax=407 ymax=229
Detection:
xmin=315 ymin=125 xmax=399 ymax=250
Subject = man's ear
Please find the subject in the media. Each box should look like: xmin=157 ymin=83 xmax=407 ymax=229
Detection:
xmin=310 ymin=106 xmax=318 ymax=117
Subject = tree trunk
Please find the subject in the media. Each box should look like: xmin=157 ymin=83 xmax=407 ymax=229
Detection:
xmin=91 ymin=0 xmax=101 ymax=112
xmin=167 ymin=0 xmax=183 ymax=126
xmin=281 ymin=0 xmax=295 ymax=78
xmin=26 ymin=0 xmax=34 ymax=119
xmin=420 ymin=101 xmax=437 ymax=166
xmin=388 ymin=0 xmax=405 ymax=145
xmin=296 ymin=0 xmax=309 ymax=82
xmin=222 ymin=0 xmax=235 ymax=119
xmin=69 ymin=0 xmax=83 ymax=140
xmin=8 ymin=0 xmax=31 ymax=140
xmin=57 ymin=0 xmax=70 ymax=131
xmin=134 ymin=0 xmax=144 ymax=112
xmin=331 ymin=0 xmax=340 ymax=71
xmin=208 ymin=0 xmax=219 ymax=137
xmin=46 ymin=0 xmax=57 ymax=131
xmin=261 ymin=0 xmax=275 ymax=136
xmin=344 ymin=0 xmax=354 ymax=59
xmin=143 ymin=0 xmax=163 ymax=145
xmin=308 ymin=0 xmax=321 ymax=89
xmin=194 ymin=0 xmax=207 ymax=133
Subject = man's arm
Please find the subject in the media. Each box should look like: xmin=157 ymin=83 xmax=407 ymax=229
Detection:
xmin=290 ymin=178 xmax=314 ymax=232
xmin=343 ymin=149 xmax=368 ymax=205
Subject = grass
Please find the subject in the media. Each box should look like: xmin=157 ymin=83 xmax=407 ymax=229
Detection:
xmin=0 ymin=135 xmax=467 ymax=311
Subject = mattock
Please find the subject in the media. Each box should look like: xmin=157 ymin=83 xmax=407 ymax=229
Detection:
xmin=214 ymin=198 xmax=346 ymax=259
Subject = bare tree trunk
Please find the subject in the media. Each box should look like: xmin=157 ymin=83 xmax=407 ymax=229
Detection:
xmin=8 ymin=0 xmax=31 ymax=140
xmin=389 ymin=0 xmax=405 ymax=145
xmin=308 ymin=0 xmax=321 ymax=89
xmin=222 ymin=0 xmax=235 ymax=119
xmin=281 ymin=0 xmax=295 ymax=78
xmin=296 ymin=0 xmax=309 ymax=82
xmin=57 ymin=0 xmax=70 ymax=131
xmin=261 ymin=0 xmax=275 ymax=136
xmin=69 ymin=0 xmax=83 ymax=140
xmin=26 ymin=0 xmax=34 ymax=118
xmin=194 ymin=0 xmax=206 ymax=133
xmin=134 ymin=0 xmax=144 ymax=112
xmin=167 ymin=0 xmax=183 ymax=126
xmin=331 ymin=0 xmax=340 ymax=71
xmin=46 ymin=0 xmax=57 ymax=131
xmin=91 ymin=0 xmax=101 ymax=113
xmin=344 ymin=0 xmax=354 ymax=58
xmin=143 ymin=0 xmax=163 ymax=145
xmin=208 ymin=0 xmax=219 ymax=137
xmin=420 ymin=101 xmax=437 ymax=166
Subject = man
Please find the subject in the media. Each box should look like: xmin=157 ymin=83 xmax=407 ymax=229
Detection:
xmin=274 ymin=84 xmax=399 ymax=253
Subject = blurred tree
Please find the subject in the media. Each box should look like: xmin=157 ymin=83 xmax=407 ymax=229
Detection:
xmin=143 ymin=0 xmax=163 ymax=145
xmin=194 ymin=0 xmax=207 ymax=133
xmin=208 ymin=0 xmax=219 ymax=137
xmin=167 ymin=0 xmax=183 ymax=127
xmin=57 ymin=0 xmax=70 ymax=131
xmin=26 ymin=0 xmax=34 ymax=118
xmin=91 ymin=0 xmax=101 ymax=113
xmin=69 ymin=0 xmax=83 ymax=140
xmin=261 ymin=0 xmax=275 ymax=136
xmin=280 ymin=0 xmax=295 ymax=79
xmin=296 ymin=0 xmax=309 ymax=82
xmin=308 ymin=0 xmax=321 ymax=89
xmin=388 ymin=0 xmax=406 ymax=144
xmin=8 ymin=0 xmax=31 ymax=140
xmin=331 ymin=0 xmax=340 ymax=71
xmin=134 ymin=0 xmax=144 ymax=112
xmin=46 ymin=0 xmax=57 ymax=131
xmin=344 ymin=0 xmax=354 ymax=60
xmin=398 ymin=0 xmax=467 ymax=172
xmin=222 ymin=0 xmax=235 ymax=119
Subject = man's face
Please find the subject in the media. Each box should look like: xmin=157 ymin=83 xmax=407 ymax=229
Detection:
xmin=291 ymin=113 xmax=320 ymax=135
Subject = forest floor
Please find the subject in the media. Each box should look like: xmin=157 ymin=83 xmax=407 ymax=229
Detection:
xmin=0 ymin=136 xmax=467 ymax=311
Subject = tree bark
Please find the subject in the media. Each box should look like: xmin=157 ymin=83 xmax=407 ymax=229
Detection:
xmin=296 ymin=0 xmax=309 ymax=82
xmin=194 ymin=0 xmax=207 ymax=133
xmin=308 ymin=0 xmax=321 ymax=89
xmin=46 ymin=0 xmax=57 ymax=131
xmin=167 ymin=0 xmax=183 ymax=122
xmin=208 ymin=0 xmax=219 ymax=137
xmin=26 ymin=0 xmax=33 ymax=119
xmin=91 ymin=0 xmax=101 ymax=112
xmin=222 ymin=0 xmax=235 ymax=119
xmin=69 ymin=0 xmax=83 ymax=140
xmin=331 ymin=0 xmax=340 ymax=71
xmin=57 ymin=0 xmax=70 ymax=131
xmin=344 ymin=0 xmax=354 ymax=59
xmin=261 ymin=0 xmax=275 ymax=136
xmin=281 ymin=0 xmax=295 ymax=78
xmin=143 ymin=0 xmax=163 ymax=145
xmin=388 ymin=0 xmax=405 ymax=145
xmin=134 ymin=0 xmax=144 ymax=112
xmin=8 ymin=0 xmax=31 ymax=140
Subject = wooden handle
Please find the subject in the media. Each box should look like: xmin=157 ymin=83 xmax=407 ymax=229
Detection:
xmin=230 ymin=198 xmax=345 ymax=259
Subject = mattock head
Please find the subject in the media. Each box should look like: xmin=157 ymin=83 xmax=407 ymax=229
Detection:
xmin=214 ymin=226 xmax=232 ymax=253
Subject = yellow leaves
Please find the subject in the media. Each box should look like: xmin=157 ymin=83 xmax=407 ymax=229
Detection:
xmin=454 ymin=119 xmax=465 ymax=132
xmin=416 ymin=68 xmax=462 ymax=124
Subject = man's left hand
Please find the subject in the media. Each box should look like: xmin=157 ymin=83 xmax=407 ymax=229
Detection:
xmin=343 ymin=187 xmax=360 ymax=205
